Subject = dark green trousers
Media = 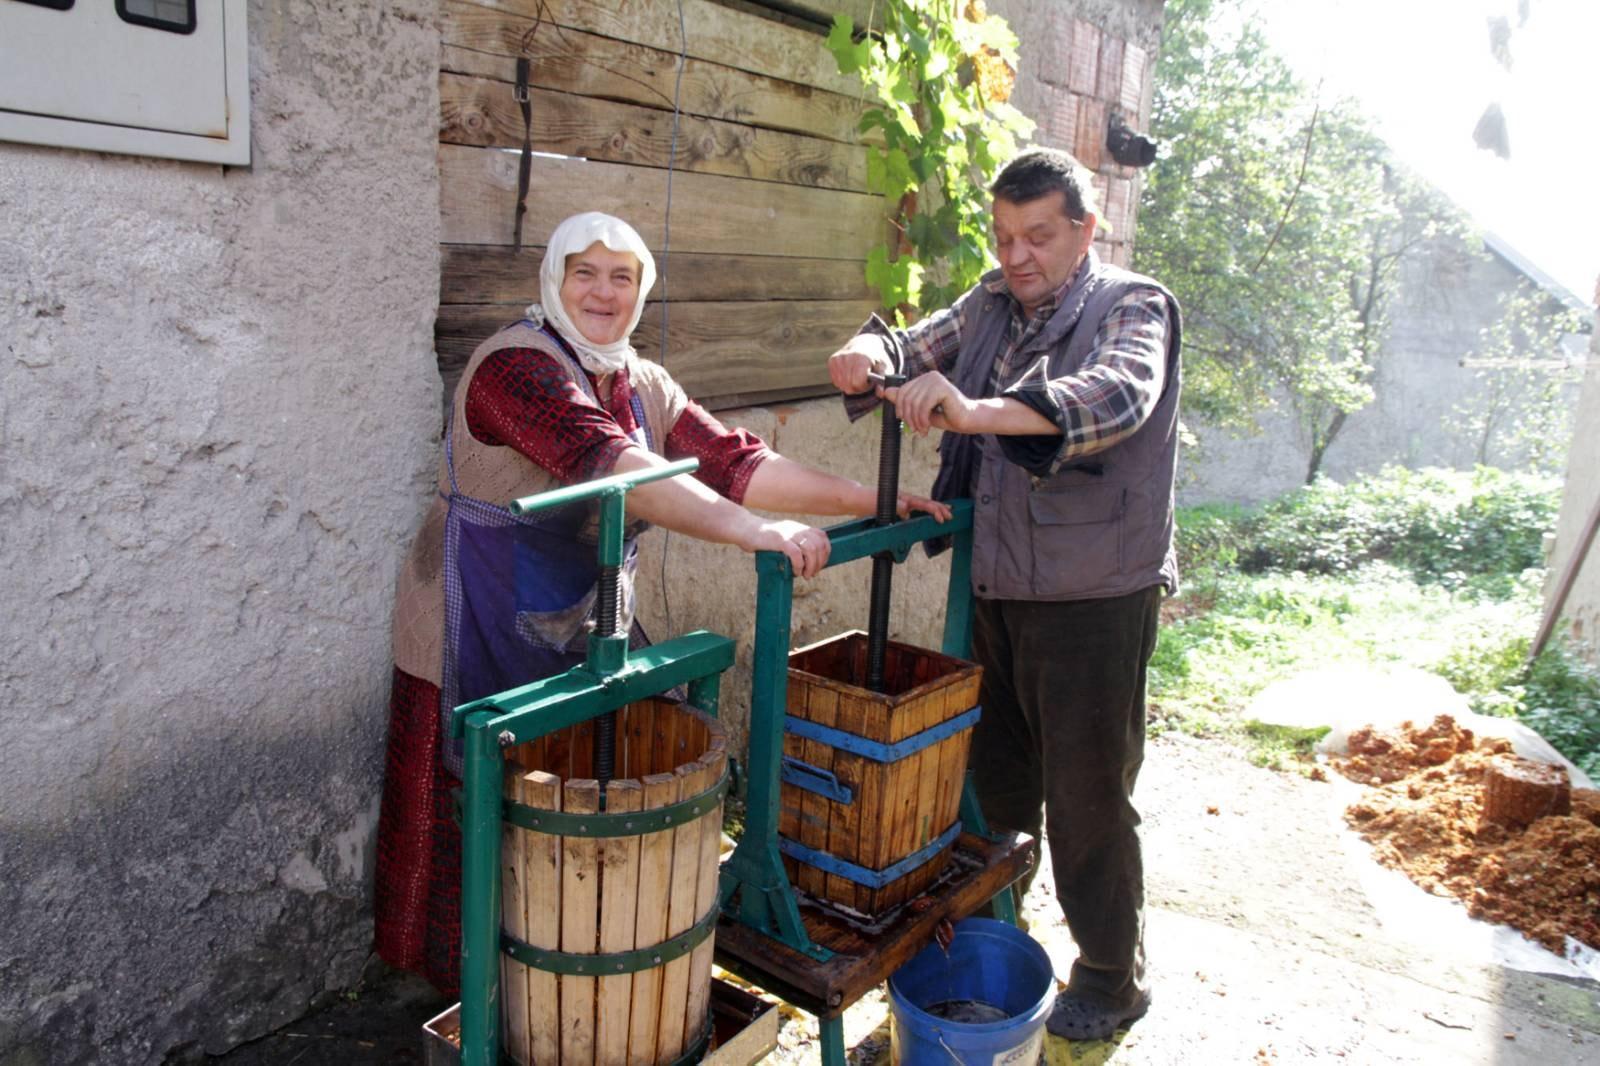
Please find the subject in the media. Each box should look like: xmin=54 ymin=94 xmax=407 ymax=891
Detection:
xmin=969 ymin=586 xmax=1161 ymax=1009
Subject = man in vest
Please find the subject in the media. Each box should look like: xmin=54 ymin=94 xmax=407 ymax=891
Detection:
xmin=827 ymin=147 xmax=1181 ymax=1041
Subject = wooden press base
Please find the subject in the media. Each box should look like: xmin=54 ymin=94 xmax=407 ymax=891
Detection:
xmin=713 ymin=830 xmax=1034 ymax=1020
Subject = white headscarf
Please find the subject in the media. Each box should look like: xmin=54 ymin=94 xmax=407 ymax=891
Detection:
xmin=525 ymin=212 xmax=657 ymax=376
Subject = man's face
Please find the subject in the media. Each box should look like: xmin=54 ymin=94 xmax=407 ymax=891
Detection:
xmin=992 ymin=190 xmax=1096 ymax=316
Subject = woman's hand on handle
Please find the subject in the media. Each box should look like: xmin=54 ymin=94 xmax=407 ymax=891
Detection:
xmin=616 ymin=448 xmax=822 ymax=575
xmin=744 ymin=520 xmax=831 ymax=578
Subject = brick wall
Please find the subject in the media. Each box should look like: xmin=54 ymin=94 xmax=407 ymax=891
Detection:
xmin=992 ymin=0 xmax=1167 ymax=267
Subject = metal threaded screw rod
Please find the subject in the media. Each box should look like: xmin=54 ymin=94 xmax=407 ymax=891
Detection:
xmin=866 ymin=373 xmax=907 ymax=692
xmin=593 ymin=562 xmax=622 ymax=784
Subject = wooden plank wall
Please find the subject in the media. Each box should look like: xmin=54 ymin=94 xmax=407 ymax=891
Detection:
xmin=438 ymin=0 xmax=882 ymax=410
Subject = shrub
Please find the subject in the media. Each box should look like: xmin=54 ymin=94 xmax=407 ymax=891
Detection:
xmin=1522 ymin=642 xmax=1600 ymax=779
xmin=1432 ymin=628 xmax=1530 ymax=719
xmin=1237 ymin=466 xmax=1558 ymax=589
xmin=1174 ymin=502 xmax=1249 ymax=576
xmin=1163 ymin=468 xmax=1591 ymax=774
xmin=1427 ymin=629 xmax=1600 ymax=776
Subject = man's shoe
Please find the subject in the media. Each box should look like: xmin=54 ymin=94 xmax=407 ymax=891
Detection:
xmin=1044 ymin=988 xmax=1151 ymax=1041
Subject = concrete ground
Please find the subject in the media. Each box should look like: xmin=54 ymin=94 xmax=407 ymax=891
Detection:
xmin=1115 ymin=734 xmax=1597 ymax=1064
xmin=207 ymin=731 xmax=1600 ymax=1065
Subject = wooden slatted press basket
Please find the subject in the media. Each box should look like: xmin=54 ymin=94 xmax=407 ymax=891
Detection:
xmin=779 ymin=631 xmax=982 ymax=917
xmin=499 ymin=696 xmax=728 ymax=1066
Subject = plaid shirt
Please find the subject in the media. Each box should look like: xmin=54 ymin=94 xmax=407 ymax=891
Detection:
xmin=849 ymin=257 xmax=1171 ymax=478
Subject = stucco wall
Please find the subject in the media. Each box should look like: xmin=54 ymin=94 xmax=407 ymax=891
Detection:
xmin=1181 ymin=235 xmax=1588 ymax=504
xmin=1544 ymin=311 xmax=1600 ymax=659
xmin=0 ymin=2 xmax=440 ymax=1063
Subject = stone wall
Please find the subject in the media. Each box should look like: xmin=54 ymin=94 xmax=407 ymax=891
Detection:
xmin=991 ymin=0 xmax=1167 ymax=269
xmin=0 ymin=3 xmax=440 ymax=1063
xmin=1181 ymin=234 xmax=1588 ymax=503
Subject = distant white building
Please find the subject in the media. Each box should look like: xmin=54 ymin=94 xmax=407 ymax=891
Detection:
xmin=1181 ymin=224 xmax=1595 ymax=503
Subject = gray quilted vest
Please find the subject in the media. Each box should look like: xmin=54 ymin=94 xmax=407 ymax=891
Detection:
xmin=939 ymin=257 xmax=1182 ymax=602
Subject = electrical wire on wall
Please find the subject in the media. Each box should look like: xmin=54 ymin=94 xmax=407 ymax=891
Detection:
xmin=656 ymin=0 xmax=689 ymax=636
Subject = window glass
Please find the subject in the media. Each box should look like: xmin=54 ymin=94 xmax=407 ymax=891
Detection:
xmin=116 ymin=0 xmax=195 ymax=34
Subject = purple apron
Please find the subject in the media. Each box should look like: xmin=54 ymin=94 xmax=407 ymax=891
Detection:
xmin=437 ymin=325 xmax=654 ymax=774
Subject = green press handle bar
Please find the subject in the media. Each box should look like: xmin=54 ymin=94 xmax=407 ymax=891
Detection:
xmin=509 ymin=457 xmax=700 ymax=515
xmin=760 ymin=500 xmax=974 ymax=572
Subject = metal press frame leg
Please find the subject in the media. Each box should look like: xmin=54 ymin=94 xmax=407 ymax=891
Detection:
xmin=718 ymin=551 xmax=825 ymax=956
xmin=940 ymin=520 xmax=1017 ymax=926
xmin=458 ymin=711 xmax=504 ymax=1066
xmin=688 ymin=672 xmax=722 ymax=718
xmin=818 ymin=1014 xmax=846 ymax=1066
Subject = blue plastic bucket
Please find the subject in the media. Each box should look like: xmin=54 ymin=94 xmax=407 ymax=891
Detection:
xmin=888 ymin=917 xmax=1055 ymax=1065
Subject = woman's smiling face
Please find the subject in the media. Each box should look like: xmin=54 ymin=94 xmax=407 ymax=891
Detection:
xmin=559 ymin=241 xmax=642 ymax=346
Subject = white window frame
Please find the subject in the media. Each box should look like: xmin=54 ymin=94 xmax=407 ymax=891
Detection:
xmin=0 ymin=0 xmax=250 ymax=166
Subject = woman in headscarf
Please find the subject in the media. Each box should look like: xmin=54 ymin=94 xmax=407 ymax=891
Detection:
xmin=374 ymin=212 xmax=946 ymax=995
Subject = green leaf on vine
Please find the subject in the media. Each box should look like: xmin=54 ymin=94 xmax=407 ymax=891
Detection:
xmin=884 ymin=148 xmax=916 ymax=197
xmin=823 ymin=0 xmax=1024 ymax=315
xmin=825 ymin=15 xmax=870 ymax=74
xmin=865 ymin=246 xmax=908 ymax=309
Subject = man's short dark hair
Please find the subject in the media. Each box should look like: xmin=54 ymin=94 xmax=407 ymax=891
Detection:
xmin=990 ymin=147 xmax=1099 ymax=220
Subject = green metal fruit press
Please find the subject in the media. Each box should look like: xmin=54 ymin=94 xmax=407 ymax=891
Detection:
xmin=437 ymin=459 xmax=767 ymax=1066
xmin=714 ymin=374 xmax=1034 ymax=1066
xmin=432 ymin=381 xmax=1033 ymax=1066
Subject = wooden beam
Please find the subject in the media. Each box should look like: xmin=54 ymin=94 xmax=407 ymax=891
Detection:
xmin=440 ymin=144 xmax=885 ymax=258
xmin=440 ymin=16 xmax=865 ymax=144
xmin=758 ymin=0 xmax=877 ymax=29
xmin=1531 ymin=487 xmax=1600 ymax=661
xmin=628 ymin=299 xmax=874 ymax=400
xmin=451 ymin=0 xmax=861 ymax=97
xmin=440 ymin=244 xmax=870 ymax=305
xmin=440 ymin=72 xmax=867 ymax=192
xmin=436 ymin=298 xmax=873 ymax=404
xmin=693 ymin=382 xmax=838 ymax=413
xmin=713 ymin=831 xmax=1035 ymax=1018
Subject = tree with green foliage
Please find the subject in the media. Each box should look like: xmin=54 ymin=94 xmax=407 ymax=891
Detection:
xmin=1302 ymin=158 xmax=1472 ymax=481
xmin=1446 ymin=290 xmax=1584 ymax=472
xmin=825 ymin=0 xmax=1033 ymax=320
xmin=1137 ymin=0 xmax=1470 ymax=483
